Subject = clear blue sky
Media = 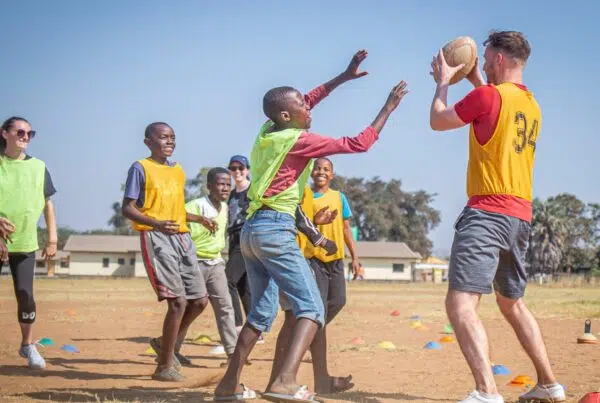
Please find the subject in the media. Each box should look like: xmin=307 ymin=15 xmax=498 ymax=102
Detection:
xmin=2 ymin=0 xmax=598 ymax=256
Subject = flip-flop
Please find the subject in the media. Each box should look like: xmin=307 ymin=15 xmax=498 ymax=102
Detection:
xmin=263 ymin=385 xmax=318 ymax=402
xmin=215 ymin=384 xmax=257 ymax=401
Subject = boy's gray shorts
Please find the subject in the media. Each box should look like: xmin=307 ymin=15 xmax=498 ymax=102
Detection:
xmin=448 ymin=207 xmax=531 ymax=299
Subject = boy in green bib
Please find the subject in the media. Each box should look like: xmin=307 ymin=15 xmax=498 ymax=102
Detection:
xmin=179 ymin=167 xmax=239 ymax=364
xmin=0 ymin=116 xmax=58 ymax=370
xmin=215 ymin=50 xmax=409 ymax=402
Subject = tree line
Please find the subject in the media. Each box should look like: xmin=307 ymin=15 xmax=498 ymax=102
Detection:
xmin=44 ymin=169 xmax=599 ymax=277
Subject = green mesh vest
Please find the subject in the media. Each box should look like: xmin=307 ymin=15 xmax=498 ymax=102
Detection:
xmin=0 ymin=156 xmax=46 ymax=253
xmin=247 ymin=121 xmax=313 ymax=218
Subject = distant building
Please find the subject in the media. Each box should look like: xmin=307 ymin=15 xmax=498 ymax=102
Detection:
xmin=63 ymin=235 xmax=146 ymax=277
xmin=344 ymin=241 xmax=422 ymax=281
xmin=34 ymin=250 xmax=71 ymax=276
xmin=62 ymin=234 xmax=230 ymax=277
xmin=59 ymin=235 xmax=427 ymax=282
xmin=413 ymin=256 xmax=449 ymax=283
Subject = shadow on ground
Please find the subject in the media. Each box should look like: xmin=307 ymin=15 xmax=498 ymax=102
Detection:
xmin=20 ymin=386 xmax=209 ymax=402
xmin=319 ymin=389 xmax=450 ymax=402
xmin=19 ymin=387 xmax=450 ymax=403
xmin=0 ymin=365 xmax=146 ymax=382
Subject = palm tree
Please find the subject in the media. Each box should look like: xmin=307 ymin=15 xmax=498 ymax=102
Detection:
xmin=528 ymin=199 xmax=566 ymax=275
xmin=107 ymin=201 xmax=132 ymax=235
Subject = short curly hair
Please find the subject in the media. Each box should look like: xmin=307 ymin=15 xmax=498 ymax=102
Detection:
xmin=484 ymin=30 xmax=531 ymax=63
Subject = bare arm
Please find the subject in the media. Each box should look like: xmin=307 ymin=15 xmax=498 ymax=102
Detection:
xmin=186 ymin=212 xmax=217 ymax=234
xmin=122 ymin=198 xmax=179 ymax=234
xmin=0 ymin=217 xmax=15 ymax=241
xmin=0 ymin=237 xmax=8 ymax=262
xmin=343 ymin=219 xmax=360 ymax=275
xmin=429 ymin=83 xmax=466 ymax=131
xmin=371 ymin=81 xmax=409 ymax=133
xmin=122 ymin=197 xmax=156 ymax=228
xmin=429 ymin=49 xmax=480 ymax=131
xmin=324 ymin=49 xmax=369 ymax=93
xmin=43 ymin=199 xmax=57 ymax=260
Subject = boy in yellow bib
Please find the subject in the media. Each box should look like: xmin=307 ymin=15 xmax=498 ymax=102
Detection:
xmin=122 ymin=122 xmax=216 ymax=382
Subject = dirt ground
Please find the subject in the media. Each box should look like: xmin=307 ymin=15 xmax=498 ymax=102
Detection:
xmin=0 ymin=278 xmax=599 ymax=403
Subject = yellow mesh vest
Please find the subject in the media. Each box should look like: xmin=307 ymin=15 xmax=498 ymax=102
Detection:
xmin=132 ymin=158 xmax=189 ymax=232
xmin=466 ymin=83 xmax=541 ymax=201
xmin=312 ymin=189 xmax=344 ymax=262
xmin=296 ymin=185 xmax=315 ymax=258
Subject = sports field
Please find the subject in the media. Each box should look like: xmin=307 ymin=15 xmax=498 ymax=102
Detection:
xmin=0 ymin=278 xmax=599 ymax=402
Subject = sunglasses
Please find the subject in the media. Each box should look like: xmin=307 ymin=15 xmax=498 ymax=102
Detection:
xmin=228 ymin=165 xmax=246 ymax=172
xmin=13 ymin=129 xmax=36 ymax=139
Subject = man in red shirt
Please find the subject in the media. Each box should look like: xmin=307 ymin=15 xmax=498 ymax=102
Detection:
xmin=429 ymin=31 xmax=564 ymax=403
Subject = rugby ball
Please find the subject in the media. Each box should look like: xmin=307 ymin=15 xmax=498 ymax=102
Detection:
xmin=442 ymin=36 xmax=478 ymax=85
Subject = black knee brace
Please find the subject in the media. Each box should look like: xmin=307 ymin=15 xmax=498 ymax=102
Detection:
xmin=16 ymin=289 xmax=36 ymax=324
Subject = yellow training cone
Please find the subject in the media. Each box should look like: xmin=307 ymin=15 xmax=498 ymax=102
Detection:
xmin=378 ymin=341 xmax=396 ymax=350
xmin=193 ymin=335 xmax=213 ymax=344
xmin=145 ymin=347 xmax=156 ymax=355
xmin=410 ymin=321 xmax=423 ymax=329
xmin=440 ymin=335 xmax=455 ymax=343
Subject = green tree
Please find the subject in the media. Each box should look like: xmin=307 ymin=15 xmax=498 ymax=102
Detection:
xmin=185 ymin=167 xmax=211 ymax=202
xmin=107 ymin=184 xmax=134 ymax=234
xmin=329 ymin=175 xmax=440 ymax=257
xmin=37 ymin=226 xmax=80 ymax=250
xmin=548 ymin=193 xmax=597 ymax=273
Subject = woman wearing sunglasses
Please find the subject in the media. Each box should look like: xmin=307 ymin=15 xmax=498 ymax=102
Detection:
xmin=0 ymin=116 xmax=58 ymax=369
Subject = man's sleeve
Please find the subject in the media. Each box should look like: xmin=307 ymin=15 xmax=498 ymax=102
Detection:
xmin=43 ymin=167 xmax=57 ymax=199
xmin=124 ymin=162 xmax=144 ymax=202
xmin=295 ymin=205 xmax=325 ymax=246
xmin=340 ymin=192 xmax=353 ymax=220
xmin=454 ymin=85 xmax=497 ymax=124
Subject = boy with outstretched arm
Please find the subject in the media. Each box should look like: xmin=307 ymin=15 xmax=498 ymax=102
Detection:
xmin=122 ymin=122 xmax=216 ymax=382
xmin=268 ymin=157 xmax=358 ymax=395
xmin=214 ymin=49 xmax=408 ymax=401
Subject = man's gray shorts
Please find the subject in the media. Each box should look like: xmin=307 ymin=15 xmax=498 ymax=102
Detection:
xmin=448 ymin=207 xmax=531 ymax=299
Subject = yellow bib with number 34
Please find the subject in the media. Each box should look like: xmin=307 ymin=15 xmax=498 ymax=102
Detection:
xmin=466 ymin=83 xmax=541 ymax=202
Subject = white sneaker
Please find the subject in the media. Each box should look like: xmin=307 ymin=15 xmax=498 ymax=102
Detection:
xmin=519 ymin=384 xmax=566 ymax=402
xmin=19 ymin=344 xmax=46 ymax=369
xmin=208 ymin=345 xmax=227 ymax=355
xmin=256 ymin=334 xmax=265 ymax=345
xmin=459 ymin=390 xmax=504 ymax=403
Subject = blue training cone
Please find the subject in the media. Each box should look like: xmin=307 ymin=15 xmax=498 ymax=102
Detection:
xmin=60 ymin=344 xmax=80 ymax=353
xmin=492 ymin=364 xmax=511 ymax=375
xmin=37 ymin=337 xmax=55 ymax=347
xmin=424 ymin=341 xmax=441 ymax=350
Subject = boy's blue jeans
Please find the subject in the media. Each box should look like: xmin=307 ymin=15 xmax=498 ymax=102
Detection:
xmin=241 ymin=209 xmax=324 ymax=332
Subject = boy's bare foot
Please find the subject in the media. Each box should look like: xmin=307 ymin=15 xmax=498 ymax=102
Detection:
xmin=315 ymin=375 xmax=354 ymax=394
